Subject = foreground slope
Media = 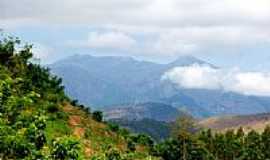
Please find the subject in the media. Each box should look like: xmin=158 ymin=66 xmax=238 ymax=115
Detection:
xmin=0 ymin=37 xmax=158 ymax=159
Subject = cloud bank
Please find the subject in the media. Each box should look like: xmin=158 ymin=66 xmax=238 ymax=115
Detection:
xmin=68 ymin=31 xmax=136 ymax=51
xmin=1 ymin=0 xmax=270 ymax=63
xmin=1 ymin=0 xmax=269 ymax=27
xmin=0 ymin=0 xmax=270 ymax=67
xmin=162 ymin=64 xmax=270 ymax=96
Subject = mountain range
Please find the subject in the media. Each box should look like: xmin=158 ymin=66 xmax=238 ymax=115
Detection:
xmin=102 ymin=102 xmax=182 ymax=122
xmin=49 ymin=54 xmax=270 ymax=119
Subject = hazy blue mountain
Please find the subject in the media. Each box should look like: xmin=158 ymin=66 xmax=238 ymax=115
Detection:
xmin=102 ymin=102 xmax=182 ymax=122
xmin=168 ymin=56 xmax=215 ymax=68
xmin=50 ymin=54 xmax=270 ymax=118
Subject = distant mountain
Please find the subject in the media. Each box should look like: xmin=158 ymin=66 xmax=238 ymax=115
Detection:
xmin=199 ymin=113 xmax=270 ymax=133
xmin=102 ymin=102 xmax=182 ymax=122
xmin=168 ymin=56 xmax=215 ymax=68
xmin=50 ymin=54 xmax=270 ymax=118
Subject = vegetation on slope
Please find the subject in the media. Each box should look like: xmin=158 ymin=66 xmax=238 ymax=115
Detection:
xmin=0 ymin=36 xmax=158 ymax=159
xmin=110 ymin=118 xmax=171 ymax=141
xmin=153 ymin=115 xmax=270 ymax=160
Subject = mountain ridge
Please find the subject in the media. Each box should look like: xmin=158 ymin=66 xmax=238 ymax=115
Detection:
xmin=50 ymin=54 xmax=270 ymax=118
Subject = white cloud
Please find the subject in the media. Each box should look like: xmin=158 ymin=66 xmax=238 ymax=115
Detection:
xmin=153 ymin=33 xmax=198 ymax=55
xmin=67 ymin=31 xmax=136 ymax=51
xmin=162 ymin=64 xmax=222 ymax=89
xmin=153 ymin=26 xmax=270 ymax=54
xmin=1 ymin=0 xmax=269 ymax=28
xmin=66 ymin=25 xmax=270 ymax=58
xmin=1 ymin=0 xmax=270 ymax=60
xmin=86 ymin=31 xmax=136 ymax=50
xmin=228 ymin=72 xmax=270 ymax=96
xmin=162 ymin=64 xmax=270 ymax=96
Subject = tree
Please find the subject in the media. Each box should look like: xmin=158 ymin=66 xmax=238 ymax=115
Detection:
xmin=198 ymin=129 xmax=214 ymax=153
xmin=170 ymin=114 xmax=198 ymax=139
xmin=0 ymin=36 xmax=76 ymax=159
xmin=170 ymin=114 xmax=199 ymax=160
xmin=0 ymin=37 xmax=19 ymax=65
xmin=243 ymin=130 xmax=263 ymax=160
xmin=223 ymin=130 xmax=242 ymax=160
xmin=152 ymin=138 xmax=181 ymax=160
xmin=262 ymin=125 xmax=270 ymax=159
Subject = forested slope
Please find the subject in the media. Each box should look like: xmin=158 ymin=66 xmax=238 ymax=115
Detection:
xmin=0 ymin=36 xmax=157 ymax=159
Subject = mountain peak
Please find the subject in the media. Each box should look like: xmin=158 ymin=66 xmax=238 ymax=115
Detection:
xmin=169 ymin=55 xmax=216 ymax=68
xmin=170 ymin=56 xmax=206 ymax=66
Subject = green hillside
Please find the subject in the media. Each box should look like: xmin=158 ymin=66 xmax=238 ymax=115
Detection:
xmin=0 ymin=36 xmax=158 ymax=159
xmin=110 ymin=118 xmax=171 ymax=141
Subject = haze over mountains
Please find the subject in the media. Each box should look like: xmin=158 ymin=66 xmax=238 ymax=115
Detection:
xmin=50 ymin=55 xmax=270 ymax=119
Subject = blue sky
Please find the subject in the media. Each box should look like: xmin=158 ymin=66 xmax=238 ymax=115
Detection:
xmin=1 ymin=0 xmax=270 ymax=70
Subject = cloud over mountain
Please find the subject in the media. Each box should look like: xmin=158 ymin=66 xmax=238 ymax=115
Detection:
xmin=163 ymin=64 xmax=270 ymax=96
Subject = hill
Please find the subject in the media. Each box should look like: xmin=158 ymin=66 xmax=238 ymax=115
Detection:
xmin=0 ymin=37 xmax=158 ymax=159
xmin=50 ymin=54 xmax=270 ymax=118
xmin=110 ymin=118 xmax=170 ymax=141
xmin=199 ymin=113 xmax=270 ymax=132
xmin=103 ymin=102 xmax=182 ymax=122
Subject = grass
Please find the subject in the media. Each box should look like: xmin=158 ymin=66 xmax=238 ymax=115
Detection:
xmin=45 ymin=119 xmax=71 ymax=141
xmin=58 ymin=103 xmax=158 ymax=159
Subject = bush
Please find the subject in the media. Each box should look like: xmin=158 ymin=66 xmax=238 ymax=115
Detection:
xmin=71 ymin=100 xmax=79 ymax=106
xmin=47 ymin=104 xmax=59 ymax=113
xmin=136 ymin=134 xmax=154 ymax=147
xmin=84 ymin=128 xmax=92 ymax=139
xmin=56 ymin=111 xmax=69 ymax=120
xmin=127 ymin=140 xmax=136 ymax=152
xmin=83 ymin=107 xmax=91 ymax=115
xmin=118 ymin=128 xmax=130 ymax=139
xmin=108 ymin=123 xmax=120 ymax=132
xmin=92 ymin=111 xmax=103 ymax=122
xmin=51 ymin=137 xmax=81 ymax=160
xmin=106 ymin=148 xmax=122 ymax=160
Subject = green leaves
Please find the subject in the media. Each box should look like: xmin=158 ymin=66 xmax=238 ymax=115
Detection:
xmin=51 ymin=136 xmax=81 ymax=160
xmin=0 ymin=36 xmax=76 ymax=159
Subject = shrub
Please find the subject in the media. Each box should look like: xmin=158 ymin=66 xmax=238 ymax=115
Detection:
xmin=84 ymin=128 xmax=92 ymax=139
xmin=71 ymin=100 xmax=79 ymax=106
xmin=47 ymin=104 xmax=59 ymax=113
xmin=108 ymin=123 xmax=120 ymax=132
xmin=83 ymin=107 xmax=91 ymax=115
xmin=92 ymin=111 xmax=103 ymax=122
xmin=56 ymin=111 xmax=69 ymax=120
xmin=118 ymin=128 xmax=130 ymax=139
xmin=51 ymin=137 xmax=81 ymax=160
xmin=106 ymin=148 xmax=122 ymax=160
xmin=136 ymin=134 xmax=154 ymax=147
xmin=127 ymin=140 xmax=136 ymax=152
